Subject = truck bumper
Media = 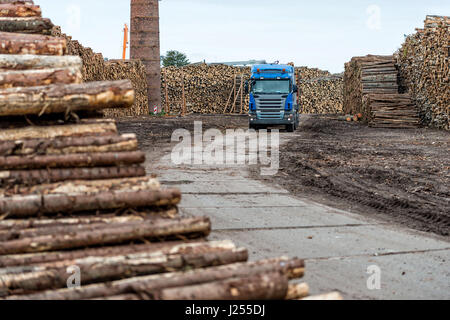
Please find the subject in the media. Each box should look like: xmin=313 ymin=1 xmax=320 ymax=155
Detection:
xmin=249 ymin=114 xmax=298 ymax=126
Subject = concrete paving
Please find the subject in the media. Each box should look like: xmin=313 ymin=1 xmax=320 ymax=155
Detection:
xmin=147 ymin=130 xmax=450 ymax=300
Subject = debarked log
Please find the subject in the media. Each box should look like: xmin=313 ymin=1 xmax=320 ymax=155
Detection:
xmin=0 ymin=122 xmax=117 ymax=141
xmin=0 ymin=188 xmax=180 ymax=218
xmin=0 ymin=31 xmax=66 ymax=55
xmin=0 ymin=54 xmax=81 ymax=71
xmin=0 ymin=80 xmax=134 ymax=116
xmin=0 ymin=133 xmax=138 ymax=156
xmin=0 ymin=216 xmax=209 ymax=255
xmin=0 ymin=67 xmax=82 ymax=88
xmin=0 ymin=151 xmax=145 ymax=169
xmin=6 ymin=257 xmax=304 ymax=300
xmin=0 ymin=3 xmax=41 ymax=17
xmin=0 ymin=17 xmax=53 ymax=34
xmin=0 ymin=242 xmax=247 ymax=294
xmin=0 ymin=165 xmax=146 ymax=186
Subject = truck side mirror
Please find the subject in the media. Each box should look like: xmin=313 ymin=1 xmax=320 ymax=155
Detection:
xmin=293 ymin=85 xmax=298 ymax=93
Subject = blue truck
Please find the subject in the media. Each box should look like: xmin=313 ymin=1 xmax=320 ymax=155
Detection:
xmin=248 ymin=64 xmax=299 ymax=132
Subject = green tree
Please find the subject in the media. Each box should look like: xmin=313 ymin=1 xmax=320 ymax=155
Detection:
xmin=161 ymin=50 xmax=190 ymax=67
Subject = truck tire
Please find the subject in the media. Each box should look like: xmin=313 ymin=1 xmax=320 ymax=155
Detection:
xmin=286 ymin=124 xmax=295 ymax=132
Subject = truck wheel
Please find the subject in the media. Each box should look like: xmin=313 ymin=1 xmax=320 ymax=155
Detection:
xmin=286 ymin=124 xmax=295 ymax=132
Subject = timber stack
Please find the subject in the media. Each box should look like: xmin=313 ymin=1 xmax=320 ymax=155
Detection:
xmin=344 ymin=55 xmax=420 ymax=128
xmin=298 ymin=75 xmax=344 ymax=114
xmin=396 ymin=15 xmax=449 ymax=130
xmin=51 ymin=26 xmax=149 ymax=117
xmin=161 ymin=64 xmax=343 ymax=115
xmin=0 ymin=1 xmax=342 ymax=300
xmin=161 ymin=64 xmax=251 ymax=114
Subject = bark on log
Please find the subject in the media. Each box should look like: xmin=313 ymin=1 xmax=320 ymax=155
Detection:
xmin=0 ymin=122 xmax=117 ymax=141
xmin=0 ymin=216 xmax=210 ymax=255
xmin=0 ymin=31 xmax=66 ymax=55
xmin=0 ymin=151 xmax=145 ymax=170
xmin=0 ymin=17 xmax=53 ymax=34
xmin=0 ymin=67 xmax=82 ymax=88
xmin=1 ymin=176 xmax=161 ymax=197
xmin=0 ymin=54 xmax=81 ymax=71
xmin=0 ymin=80 xmax=134 ymax=117
xmin=0 ymin=133 xmax=137 ymax=156
xmin=0 ymin=214 xmax=175 ymax=242
xmin=0 ymin=242 xmax=247 ymax=294
xmin=0 ymin=188 xmax=181 ymax=218
xmin=6 ymin=257 xmax=304 ymax=300
xmin=156 ymin=271 xmax=288 ymax=300
xmin=0 ymin=3 xmax=40 ymax=17
xmin=0 ymin=239 xmax=193 ymax=268
xmin=0 ymin=165 xmax=146 ymax=186
xmin=285 ymin=283 xmax=309 ymax=300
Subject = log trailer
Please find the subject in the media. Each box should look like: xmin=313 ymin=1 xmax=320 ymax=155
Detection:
xmin=248 ymin=64 xmax=299 ymax=132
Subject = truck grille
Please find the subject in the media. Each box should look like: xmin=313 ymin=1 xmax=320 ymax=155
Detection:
xmin=255 ymin=96 xmax=285 ymax=119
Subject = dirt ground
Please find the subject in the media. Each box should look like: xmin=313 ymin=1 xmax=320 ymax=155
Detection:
xmin=117 ymin=114 xmax=450 ymax=237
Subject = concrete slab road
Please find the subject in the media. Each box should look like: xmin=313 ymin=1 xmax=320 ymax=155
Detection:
xmin=147 ymin=130 xmax=450 ymax=300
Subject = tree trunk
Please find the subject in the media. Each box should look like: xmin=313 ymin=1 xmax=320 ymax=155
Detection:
xmin=0 ymin=133 xmax=137 ymax=156
xmin=0 ymin=17 xmax=53 ymax=34
xmin=0 ymin=122 xmax=118 ymax=141
xmin=0 ymin=243 xmax=247 ymax=294
xmin=7 ymin=257 xmax=304 ymax=300
xmin=0 ymin=239 xmax=194 ymax=268
xmin=0 ymin=216 xmax=210 ymax=255
xmin=0 ymin=67 xmax=82 ymax=88
xmin=0 ymin=151 xmax=145 ymax=169
xmin=3 ymin=176 xmax=161 ymax=197
xmin=0 ymin=3 xmax=41 ymax=17
xmin=285 ymin=283 xmax=309 ymax=300
xmin=0 ymin=80 xmax=134 ymax=116
xmin=0 ymin=188 xmax=181 ymax=218
xmin=156 ymin=271 xmax=288 ymax=300
xmin=0 ymin=165 xmax=146 ymax=186
xmin=0 ymin=54 xmax=81 ymax=71
xmin=0 ymin=31 xmax=66 ymax=55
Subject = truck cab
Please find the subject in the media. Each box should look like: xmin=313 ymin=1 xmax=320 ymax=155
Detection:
xmin=248 ymin=64 xmax=299 ymax=132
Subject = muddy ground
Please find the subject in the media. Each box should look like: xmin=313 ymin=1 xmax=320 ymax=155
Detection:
xmin=117 ymin=114 xmax=450 ymax=237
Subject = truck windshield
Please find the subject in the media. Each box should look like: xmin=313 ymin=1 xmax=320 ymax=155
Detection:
xmin=252 ymin=80 xmax=290 ymax=94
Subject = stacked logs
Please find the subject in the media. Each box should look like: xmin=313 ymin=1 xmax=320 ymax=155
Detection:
xmin=161 ymin=64 xmax=342 ymax=115
xmin=161 ymin=64 xmax=251 ymax=114
xmin=0 ymin=1 xmax=342 ymax=300
xmin=51 ymin=26 xmax=149 ymax=117
xmin=344 ymin=55 xmax=420 ymax=128
xmin=396 ymin=16 xmax=449 ymax=130
xmin=298 ymin=75 xmax=344 ymax=114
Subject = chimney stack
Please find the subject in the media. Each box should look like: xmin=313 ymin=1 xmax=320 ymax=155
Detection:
xmin=130 ymin=0 xmax=161 ymax=112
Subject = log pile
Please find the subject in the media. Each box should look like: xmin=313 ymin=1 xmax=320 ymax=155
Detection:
xmin=50 ymin=26 xmax=149 ymax=117
xmin=298 ymin=75 xmax=344 ymax=114
xmin=0 ymin=1 xmax=343 ymax=301
xmin=396 ymin=15 xmax=449 ymax=130
xmin=161 ymin=64 xmax=251 ymax=114
xmin=344 ymin=55 xmax=420 ymax=128
xmin=161 ymin=64 xmax=342 ymax=115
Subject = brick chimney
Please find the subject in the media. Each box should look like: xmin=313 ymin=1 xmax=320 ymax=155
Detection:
xmin=130 ymin=0 xmax=161 ymax=112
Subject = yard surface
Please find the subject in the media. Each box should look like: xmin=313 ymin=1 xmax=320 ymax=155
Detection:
xmin=118 ymin=114 xmax=450 ymax=237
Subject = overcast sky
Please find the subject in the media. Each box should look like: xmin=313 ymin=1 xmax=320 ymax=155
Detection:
xmin=38 ymin=0 xmax=449 ymax=73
